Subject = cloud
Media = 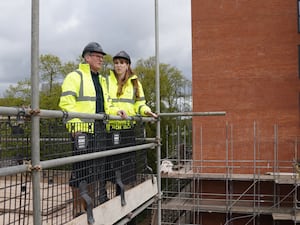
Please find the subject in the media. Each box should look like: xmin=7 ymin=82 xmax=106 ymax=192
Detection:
xmin=0 ymin=0 xmax=191 ymax=97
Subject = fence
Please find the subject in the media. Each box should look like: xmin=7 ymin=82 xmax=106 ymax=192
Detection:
xmin=0 ymin=106 xmax=157 ymax=225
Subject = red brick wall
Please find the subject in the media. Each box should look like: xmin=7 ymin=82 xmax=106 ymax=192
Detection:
xmin=192 ymin=0 xmax=300 ymax=172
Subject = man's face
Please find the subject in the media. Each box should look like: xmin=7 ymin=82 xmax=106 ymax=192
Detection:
xmin=85 ymin=52 xmax=104 ymax=72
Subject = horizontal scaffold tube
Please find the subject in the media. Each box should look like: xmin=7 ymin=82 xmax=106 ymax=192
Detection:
xmin=41 ymin=143 xmax=156 ymax=169
xmin=0 ymin=143 xmax=156 ymax=177
xmin=0 ymin=106 xmax=156 ymax=122
xmin=158 ymin=111 xmax=226 ymax=117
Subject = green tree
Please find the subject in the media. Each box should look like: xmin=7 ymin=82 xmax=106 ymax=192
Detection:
xmin=60 ymin=61 xmax=78 ymax=77
xmin=2 ymin=78 xmax=31 ymax=106
xmin=40 ymin=83 xmax=61 ymax=110
xmin=134 ymin=56 xmax=191 ymax=113
xmin=100 ymin=54 xmax=113 ymax=76
xmin=60 ymin=55 xmax=82 ymax=77
xmin=39 ymin=54 xmax=62 ymax=94
xmin=39 ymin=54 xmax=80 ymax=110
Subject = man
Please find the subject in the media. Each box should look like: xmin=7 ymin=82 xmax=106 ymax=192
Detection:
xmin=59 ymin=42 xmax=108 ymax=218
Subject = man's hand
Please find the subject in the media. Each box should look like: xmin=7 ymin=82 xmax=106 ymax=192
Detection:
xmin=117 ymin=110 xmax=128 ymax=119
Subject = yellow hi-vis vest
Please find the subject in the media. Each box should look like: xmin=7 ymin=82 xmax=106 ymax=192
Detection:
xmin=102 ymin=70 xmax=151 ymax=130
xmin=59 ymin=63 xmax=105 ymax=133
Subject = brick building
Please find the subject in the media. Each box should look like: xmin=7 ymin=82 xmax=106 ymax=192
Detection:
xmin=192 ymin=0 xmax=300 ymax=171
xmin=187 ymin=0 xmax=300 ymax=224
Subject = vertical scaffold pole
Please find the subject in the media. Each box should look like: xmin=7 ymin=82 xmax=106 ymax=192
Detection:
xmin=31 ymin=0 xmax=41 ymax=224
xmin=154 ymin=0 xmax=161 ymax=224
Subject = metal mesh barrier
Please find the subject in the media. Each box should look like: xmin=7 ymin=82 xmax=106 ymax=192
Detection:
xmin=0 ymin=173 xmax=32 ymax=225
xmin=0 ymin=116 xmax=152 ymax=225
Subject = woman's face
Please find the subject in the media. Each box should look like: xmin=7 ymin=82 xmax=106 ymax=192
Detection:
xmin=113 ymin=58 xmax=129 ymax=76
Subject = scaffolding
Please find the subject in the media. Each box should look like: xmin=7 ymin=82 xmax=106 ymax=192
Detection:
xmin=2 ymin=106 xmax=300 ymax=225
xmin=3 ymin=1 xmax=297 ymax=224
xmin=0 ymin=106 xmax=158 ymax=225
xmin=158 ymin=119 xmax=300 ymax=225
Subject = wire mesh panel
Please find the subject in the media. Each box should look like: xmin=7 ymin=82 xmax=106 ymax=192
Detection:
xmin=105 ymin=121 xmax=150 ymax=202
xmin=0 ymin=173 xmax=32 ymax=225
xmin=40 ymin=169 xmax=72 ymax=225
xmin=0 ymin=116 xmax=32 ymax=224
xmin=40 ymin=119 xmax=73 ymax=160
xmin=0 ymin=116 xmax=31 ymax=168
xmin=0 ymin=114 xmax=155 ymax=225
xmin=40 ymin=118 xmax=108 ymax=222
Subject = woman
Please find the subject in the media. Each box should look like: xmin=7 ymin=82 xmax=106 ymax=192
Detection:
xmin=103 ymin=50 xmax=157 ymax=121
xmin=103 ymin=50 xmax=157 ymax=209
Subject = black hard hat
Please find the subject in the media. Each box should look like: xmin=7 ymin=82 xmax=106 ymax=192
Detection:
xmin=82 ymin=42 xmax=106 ymax=57
xmin=113 ymin=51 xmax=131 ymax=64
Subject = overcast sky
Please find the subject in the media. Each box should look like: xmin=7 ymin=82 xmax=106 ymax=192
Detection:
xmin=0 ymin=0 xmax=191 ymax=97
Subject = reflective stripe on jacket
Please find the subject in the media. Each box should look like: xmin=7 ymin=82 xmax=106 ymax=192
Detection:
xmin=59 ymin=63 xmax=101 ymax=133
xmin=102 ymin=70 xmax=151 ymax=130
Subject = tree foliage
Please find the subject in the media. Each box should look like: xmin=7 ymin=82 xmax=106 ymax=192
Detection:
xmin=60 ymin=60 xmax=78 ymax=77
xmin=40 ymin=54 xmax=62 ymax=94
xmin=100 ymin=54 xmax=113 ymax=76
xmin=135 ymin=56 xmax=191 ymax=113
xmin=40 ymin=83 xmax=61 ymax=110
xmin=2 ymin=79 xmax=31 ymax=106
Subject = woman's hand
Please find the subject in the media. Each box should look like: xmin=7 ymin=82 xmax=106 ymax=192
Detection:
xmin=145 ymin=111 xmax=158 ymax=118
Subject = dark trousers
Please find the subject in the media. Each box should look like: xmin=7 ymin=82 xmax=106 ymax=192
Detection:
xmin=106 ymin=128 xmax=137 ymax=194
xmin=69 ymin=130 xmax=107 ymax=217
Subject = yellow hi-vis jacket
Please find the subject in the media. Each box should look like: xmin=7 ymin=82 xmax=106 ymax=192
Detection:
xmin=102 ymin=70 xmax=151 ymax=130
xmin=59 ymin=63 xmax=105 ymax=133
